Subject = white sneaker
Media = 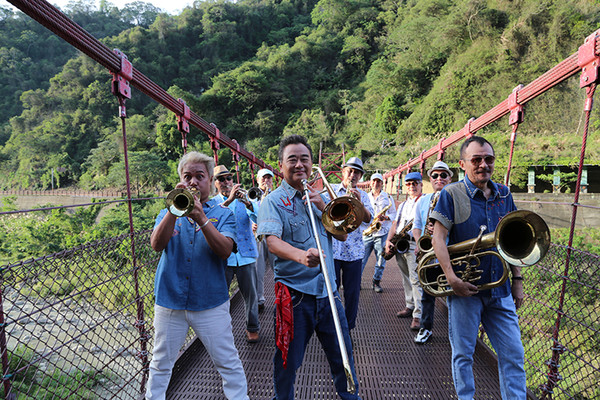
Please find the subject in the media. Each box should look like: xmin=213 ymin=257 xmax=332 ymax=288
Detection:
xmin=414 ymin=328 xmax=432 ymax=344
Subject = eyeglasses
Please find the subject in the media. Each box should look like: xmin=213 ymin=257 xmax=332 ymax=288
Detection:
xmin=465 ymin=155 xmax=495 ymax=166
xmin=430 ymin=172 xmax=449 ymax=180
xmin=217 ymin=176 xmax=233 ymax=182
xmin=405 ymin=181 xmax=421 ymax=187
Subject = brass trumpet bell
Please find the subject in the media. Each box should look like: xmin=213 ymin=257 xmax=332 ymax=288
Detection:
xmin=246 ymin=186 xmax=263 ymax=201
xmin=417 ymin=210 xmax=551 ymax=297
xmin=165 ymin=188 xmax=196 ymax=217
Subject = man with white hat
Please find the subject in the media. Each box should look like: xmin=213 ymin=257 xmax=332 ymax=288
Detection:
xmin=361 ymin=173 xmax=396 ymax=293
xmin=412 ymin=160 xmax=453 ymax=344
xmin=386 ymin=171 xmax=423 ymax=331
xmin=326 ymin=157 xmax=373 ymax=331
xmin=255 ymin=168 xmax=275 ymax=311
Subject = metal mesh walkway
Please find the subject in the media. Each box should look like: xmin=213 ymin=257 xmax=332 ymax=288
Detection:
xmin=165 ymin=255 xmax=502 ymax=399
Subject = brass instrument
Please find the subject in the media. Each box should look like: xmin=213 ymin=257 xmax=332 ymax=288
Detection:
xmin=235 ymin=186 xmax=263 ymax=202
xmin=301 ymin=178 xmax=356 ymax=394
xmin=165 ymin=188 xmax=198 ymax=217
xmin=417 ymin=210 xmax=551 ymax=297
xmin=416 ymin=192 xmax=440 ymax=261
xmin=312 ymin=166 xmax=366 ymax=236
xmin=383 ymin=219 xmax=413 ymax=260
xmin=363 ymin=204 xmax=392 ymax=236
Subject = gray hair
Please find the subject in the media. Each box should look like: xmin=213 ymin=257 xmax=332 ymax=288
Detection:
xmin=177 ymin=152 xmax=215 ymax=180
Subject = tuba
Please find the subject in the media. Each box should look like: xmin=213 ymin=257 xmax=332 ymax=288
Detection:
xmin=165 ymin=188 xmax=198 ymax=217
xmin=417 ymin=210 xmax=551 ymax=297
xmin=363 ymin=204 xmax=392 ymax=236
xmin=383 ymin=219 xmax=413 ymax=260
xmin=312 ymin=166 xmax=366 ymax=236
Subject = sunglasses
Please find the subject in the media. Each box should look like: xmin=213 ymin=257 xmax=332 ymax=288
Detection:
xmin=405 ymin=181 xmax=421 ymax=187
xmin=217 ymin=176 xmax=233 ymax=182
xmin=430 ymin=172 xmax=449 ymax=180
xmin=465 ymin=155 xmax=495 ymax=166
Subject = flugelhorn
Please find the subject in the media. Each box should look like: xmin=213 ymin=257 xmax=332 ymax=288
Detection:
xmin=311 ymin=166 xmax=365 ymax=236
xmin=165 ymin=188 xmax=198 ymax=217
xmin=417 ymin=210 xmax=551 ymax=297
xmin=363 ymin=203 xmax=391 ymax=236
xmin=383 ymin=219 xmax=413 ymax=260
xmin=301 ymin=179 xmax=356 ymax=394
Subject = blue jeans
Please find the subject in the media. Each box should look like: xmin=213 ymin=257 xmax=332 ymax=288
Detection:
xmin=273 ymin=290 xmax=361 ymax=400
xmin=447 ymin=294 xmax=526 ymax=400
xmin=226 ymin=263 xmax=260 ymax=332
xmin=420 ymin=289 xmax=435 ymax=330
xmin=334 ymin=259 xmax=362 ymax=330
xmin=256 ymin=238 xmax=275 ymax=305
xmin=361 ymin=235 xmax=386 ymax=281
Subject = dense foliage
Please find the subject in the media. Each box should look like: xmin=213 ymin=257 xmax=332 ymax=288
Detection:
xmin=0 ymin=0 xmax=599 ymax=192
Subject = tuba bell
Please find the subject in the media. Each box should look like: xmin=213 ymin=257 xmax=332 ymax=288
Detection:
xmin=311 ymin=166 xmax=366 ymax=236
xmin=417 ymin=210 xmax=551 ymax=297
xmin=165 ymin=188 xmax=198 ymax=217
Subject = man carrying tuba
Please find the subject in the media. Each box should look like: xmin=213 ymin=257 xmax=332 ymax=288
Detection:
xmin=429 ymin=136 xmax=526 ymax=399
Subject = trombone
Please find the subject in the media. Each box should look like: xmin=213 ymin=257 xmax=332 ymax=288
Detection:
xmin=417 ymin=210 xmax=551 ymax=297
xmin=311 ymin=166 xmax=366 ymax=236
xmin=301 ymin=178 xmax=356 ymax=394
xmin=165 ymin=188 xmax=198 ymax=217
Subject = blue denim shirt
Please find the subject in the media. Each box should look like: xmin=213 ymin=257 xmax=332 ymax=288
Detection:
xmin=324 ymin=184 xmax=374 ymax=261
xmin=153 ymin=198 xmax=236 ymax=311
xmin=214 ymin=194 xmax=258 ymax=266
xmin=256 ymin=179 xmax=335 ymax=298
xmin=430 ymin=176 xmax=516 ymax=298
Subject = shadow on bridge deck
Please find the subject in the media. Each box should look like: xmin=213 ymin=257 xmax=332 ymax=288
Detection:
xmin=166 ymin=255 xmax=503 ymax=399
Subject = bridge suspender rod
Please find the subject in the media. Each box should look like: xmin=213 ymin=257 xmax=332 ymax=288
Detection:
xmin=8 ymin=0 xmax=279 ymax=177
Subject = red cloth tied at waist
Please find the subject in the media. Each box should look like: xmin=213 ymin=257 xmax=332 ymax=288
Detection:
xmin=275 ymin=281 xmax=294 ymax=368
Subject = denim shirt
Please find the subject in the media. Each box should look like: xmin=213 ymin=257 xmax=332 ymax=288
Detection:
xmin=430 ymin=176 xmax=517 ymax=298
xmin=214 ymin=194 xmax=258 ymax=266
xmin=256 ymin=179 xmax=335 ymax=298
xmin=324 ymin=184 xmax=374 ymax=261
xmin=153 ymin=198 xmax=236 ymax=311
xmin=414 ymin=193 xmax=434 ymax=235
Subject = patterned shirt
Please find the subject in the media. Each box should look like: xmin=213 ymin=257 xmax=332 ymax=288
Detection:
xmin=153 ymin=198 xmax=236 ymax=311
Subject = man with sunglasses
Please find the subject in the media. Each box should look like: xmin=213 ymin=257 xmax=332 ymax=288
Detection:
xmin=429 ymin=136 xmax=525 ymax=399
xmin=412 ymin=161 xmax=453 ymax=344
xmin=214 ymin=165 xmax=260 ymax=343
xmin=386 ymin=171 xmax=423 ymax=331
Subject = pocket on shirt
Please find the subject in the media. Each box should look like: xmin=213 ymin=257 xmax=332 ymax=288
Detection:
xmin=289 ymin=219 xmax=311 ymax=244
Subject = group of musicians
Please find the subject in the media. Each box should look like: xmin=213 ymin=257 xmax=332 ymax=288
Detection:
xmin=145 ymin=134 xmax=527 ymax=400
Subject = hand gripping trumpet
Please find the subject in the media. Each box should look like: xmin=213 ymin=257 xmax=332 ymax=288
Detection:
xmin=362 ymin=204 xmax=392 ymax=237
xmin=417 ymin=210 xmax=551 ymax=297
xmin=165 ymin=188 xmax=199 ymax=217
xmin=301 ymin=179 xmax=356 ymax=394
xmin=382 ymin=219 xmax=413 ymax=260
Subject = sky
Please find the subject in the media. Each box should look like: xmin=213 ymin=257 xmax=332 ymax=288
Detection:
xmin=1 ymin=0 xmax=196 ymax=15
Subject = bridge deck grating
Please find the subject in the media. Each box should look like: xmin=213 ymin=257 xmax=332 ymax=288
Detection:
xmin=166 ymin=254 xmax=503 ymax=399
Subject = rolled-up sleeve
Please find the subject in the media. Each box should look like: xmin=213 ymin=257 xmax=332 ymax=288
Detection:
xmin=257 ymin=196 xmax=282 ymax=239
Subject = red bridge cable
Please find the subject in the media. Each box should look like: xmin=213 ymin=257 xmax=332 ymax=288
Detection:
xmin=7 ymin=0 xmax=279 ymax=177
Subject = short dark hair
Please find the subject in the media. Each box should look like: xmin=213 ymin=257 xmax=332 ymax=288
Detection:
xmin=460 ymin=136 xmax=494 ymax=159
xmin=278 ymin=135 xmax=313 ymax=161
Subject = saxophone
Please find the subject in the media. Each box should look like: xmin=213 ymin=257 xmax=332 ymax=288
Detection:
xmin=362 ymin=203 xmax=392 ymax=236
xmin=416 ymin=192 xmax=440 ymax=263
xmin=383 ymin=218 xmax=413 ymax=260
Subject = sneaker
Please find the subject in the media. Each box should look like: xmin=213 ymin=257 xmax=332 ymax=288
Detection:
xmin=414 ymin=328 xmax=432 ymax=344
xmin=372 ymin=280 xmax=383 ymax=293
xmin=410 ymin=317 xmax=421 ymax=330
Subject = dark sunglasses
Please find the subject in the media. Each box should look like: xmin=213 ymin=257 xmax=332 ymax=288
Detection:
xmin=465 ymin=155 xmax=495 ymax=166
xmin=405 ymin=181 xmax=421 ymax=187
xmin=217 ymin=176 xmax=233 ymax=182
xmin=430 ymin=172 xmax=449 ymax=180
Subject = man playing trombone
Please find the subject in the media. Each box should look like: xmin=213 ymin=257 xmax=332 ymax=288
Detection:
xmin=429 ymin=136 xmax=526 ymax=399
xmin=257 ymin=135 xmax=361 ymax=400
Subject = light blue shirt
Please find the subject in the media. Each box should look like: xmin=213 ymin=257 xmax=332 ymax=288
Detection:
xmin=153 ymin=198 xmax=236 ymax=311
xmin=414 ymin=193 xmax=435 ymax=235
xmin=256 ymin=179 xmax=335 ymax=298
xmin=214 ymin=193 xmax=258 ymax=266
xmin=325 ymin=184 xmax=374 ymax=261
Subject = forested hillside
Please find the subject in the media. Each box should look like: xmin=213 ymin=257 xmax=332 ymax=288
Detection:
xmin=0 ymin=0 xmax=599 ymax=192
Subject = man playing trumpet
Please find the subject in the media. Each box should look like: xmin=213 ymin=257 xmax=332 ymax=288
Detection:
xmin=429 ymin=136 xmax=526 ymax=399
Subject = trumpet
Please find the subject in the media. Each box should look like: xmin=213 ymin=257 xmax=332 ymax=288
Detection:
xmin=165 ymin=188 xmax=199 ymax=217
xmin=417 ymin=210 xmax=551 ymax=297
xmin=234 ymin=186 xmax=263 ymax=202
xmin=301 ymin=178 xmax=356 ymax=394
xmin=363 ymin=204 xmax=392 ymax=236
xmin=311 ymin=166 xmax=366 ymax=236
xmin=383 ymin=219 xmax=413 ymax=260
